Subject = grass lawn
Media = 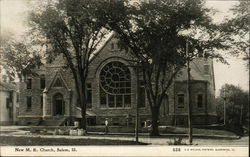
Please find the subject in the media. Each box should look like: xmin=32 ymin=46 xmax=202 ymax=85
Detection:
xmin=162 ymin=126 xmax=237 ymax=136
xmin=18 ymin=125 xmax=237 ymax=136
xmin=0 ymin=136 xmax=146 ymax=146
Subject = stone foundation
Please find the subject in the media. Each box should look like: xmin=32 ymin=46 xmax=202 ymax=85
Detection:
xmin=17 ymin=117 xmax=42 ymax=126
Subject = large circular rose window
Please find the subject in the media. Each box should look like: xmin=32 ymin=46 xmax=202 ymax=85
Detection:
xmin=99 ymin=61 xmax=131 ymax=108
xmin=100 ymin=61 xmax=131 ymax=94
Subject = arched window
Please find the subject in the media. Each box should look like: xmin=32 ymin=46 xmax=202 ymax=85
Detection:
xmin=27 ymin=78 xmax=32 ymax=89
xmin=40 ymin=75 xmax=45 ymax=89
xmin=100 ymin=61 xmax=131 ymax=108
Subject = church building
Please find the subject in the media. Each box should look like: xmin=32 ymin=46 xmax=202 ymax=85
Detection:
xmin=18 ymin=33 xmax=217 ymax=127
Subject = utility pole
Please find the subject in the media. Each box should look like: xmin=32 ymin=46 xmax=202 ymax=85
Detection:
xmin=223 ymin=88 xmax=226 ymax=126
xmin=135 ymin=65 xmax=139 ymax=143
xmin=125 ymin=60 xmax=140 ymax=143
xmin=186 ymin=41 xmax=193 ymax=145
xmin=240 ymin=103 xmax=243 ymax=125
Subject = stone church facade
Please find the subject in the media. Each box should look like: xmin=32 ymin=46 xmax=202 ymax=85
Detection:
xmin=18 ymin=34 xmax=217 ymax=127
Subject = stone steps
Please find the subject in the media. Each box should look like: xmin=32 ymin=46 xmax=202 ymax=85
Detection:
xmin=39 ymin=117 xmax=68 ymax=126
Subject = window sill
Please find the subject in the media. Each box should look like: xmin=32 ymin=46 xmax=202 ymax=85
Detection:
xmin=99 ymin=107 xmax=132 ymax=110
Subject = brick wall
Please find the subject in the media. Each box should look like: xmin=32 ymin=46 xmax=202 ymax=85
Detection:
xmin=87 ymin=36 xmax=152 ymax=126
xmin=19 ymin=69 xmax=45 ymax=118
xmin=18 ymin=35 xmax=217 ymax=126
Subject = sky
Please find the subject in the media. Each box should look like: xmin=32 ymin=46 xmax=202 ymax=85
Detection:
xmin=0 ymin=0 xmax=249 ymax=96
xmin=205 ymin=0 xmax=249 ymax=95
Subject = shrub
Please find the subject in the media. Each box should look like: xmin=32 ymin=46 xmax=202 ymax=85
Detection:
xmin=167 ymin=137 xmax=187 ymax=145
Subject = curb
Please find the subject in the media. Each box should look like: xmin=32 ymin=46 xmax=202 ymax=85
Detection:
xmin=0 ymin=132 xmax=241 ymax=140
xmin=87 ymin=132 xmax=241 ymax=140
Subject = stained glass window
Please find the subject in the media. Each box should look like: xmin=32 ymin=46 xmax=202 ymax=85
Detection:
xmin=27 ymin=78 xmax=32 ymax=89
xmin=177 ymin=94 xmax=185 ymax=108
xmin=100 ymin=61 xmax=131 ymax=108
xmin=26 ymin=96 xmax=32 ymax=111
xmin=87 ymin=83 xmax=92 ymax=108
xmin=197 ymin=94 xmax=203 ymax=108
xmin=40 ymin=75 xmax=45 ymax=89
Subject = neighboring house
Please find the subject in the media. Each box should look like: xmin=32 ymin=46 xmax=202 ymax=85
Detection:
xmin=0 ymin=81 xmax=18 ymax=125
xmin=18 ymin=34 xmax=216 ymax=126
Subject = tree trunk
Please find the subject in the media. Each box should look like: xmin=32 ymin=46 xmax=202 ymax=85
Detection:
xmin=79 ymin=84 xmax=87 ymax=130
xmin=75 ymin=78 xmax=87 ymax=130
xmin=150 ymin=106 xmax=160 ymax=136
xmin=80 ymin=103 xmax=87 ymax=130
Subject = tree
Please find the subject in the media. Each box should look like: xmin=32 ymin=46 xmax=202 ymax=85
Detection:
xmin=222 ymin=1 xmax=249 ymax=57
xmin=98 ymin=0 xmax=230 ymax=136
xmin=221 ymin=2 xmax=249 ymax=131
xmin=28 ymin=0 xmax=109 ymax=130
xmin=0 ymin=36 xmax=42 ymax=82
xmin=0 ymin=32 xmax=15 ymax=82
xmin=216 ymin=84 xmax=249 ymax=134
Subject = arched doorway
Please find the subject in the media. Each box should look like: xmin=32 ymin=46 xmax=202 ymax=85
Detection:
xmin=53 ymin=93 xmax=64 ymax=116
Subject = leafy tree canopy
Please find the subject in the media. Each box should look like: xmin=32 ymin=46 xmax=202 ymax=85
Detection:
xmin=218 ymin=84 xmax=248 ymax=105
xmin=98 ymin=0 xmax=230 ymax=64
xmin=0 ymin=35 xmax=42 ymax=81
xmin=222 ymin=1 xmax=249 ymax=57
xmin=216 ymin=84 xmax=249 ymax=132
xmin=29 ymin=0 xmax=109 ymax=65
xmin=28 ymin=0 xmax=110 ymax=129
xmin=96 ymin=0 xmax=232 ymax=136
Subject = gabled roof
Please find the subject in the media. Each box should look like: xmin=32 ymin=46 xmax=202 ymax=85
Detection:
xmin=46 ymin=31 xmax=115 ymax=67
xmin=46 ymin=70 xmax=71 ymax=92
xmin=175 ymin=58 xmax=211 ymax=82
xmin=89 ymin=31 xmax=115 ymax=62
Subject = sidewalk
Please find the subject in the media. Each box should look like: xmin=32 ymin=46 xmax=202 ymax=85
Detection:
xmin=87 ymin=131 xmax=240 ymax=139
xmin=1 ymin=130 xmax=244 ymax=145
xmin=1 ymin=126 xmax=240 ymax=140
xmin=0 ymin=125 xmax=241 ymax=139
xmin=1 ymin=133 xmax=248 ymax=145
xmin=0 ymin=126 xmax=247 ymax=145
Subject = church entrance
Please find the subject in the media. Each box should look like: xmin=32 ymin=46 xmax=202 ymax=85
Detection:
xmin=53 ymin=93 xmax=64 ymax=116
